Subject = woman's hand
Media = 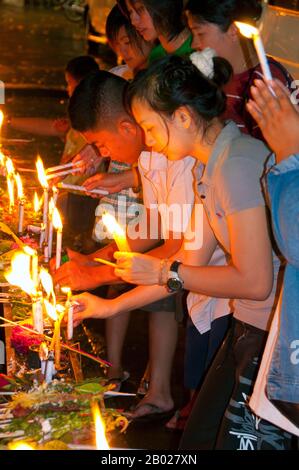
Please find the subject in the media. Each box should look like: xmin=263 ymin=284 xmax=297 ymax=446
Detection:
xmin=114 ymin=251 xmax=162 ymax=285
xmin=247 ymin=79 xmax=299 ymax=162
xmin=72 ymin=293 xmax=117 ymax=326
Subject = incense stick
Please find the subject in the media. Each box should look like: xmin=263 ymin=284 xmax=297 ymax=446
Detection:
xmin=46 ymin=167 xmax=82 ymax=180
xmin=46 ymin=160 xmax=83 ymax=173
xmin=94 ymin=258 xmax=117 ymax=268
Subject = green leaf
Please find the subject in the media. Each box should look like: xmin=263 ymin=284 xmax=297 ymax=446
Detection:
xmin=75 ymin=382 xmax=104 ymax=394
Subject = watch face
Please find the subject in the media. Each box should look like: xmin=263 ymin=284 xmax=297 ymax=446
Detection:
xmin=166 ymin=278 xmax=183 ymax=292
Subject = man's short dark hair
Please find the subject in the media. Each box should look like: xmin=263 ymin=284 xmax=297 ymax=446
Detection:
xmin=68 ymin=70 xmax=130 ymax=132
xmin=65 ymin=55 xmax=99 ymax=82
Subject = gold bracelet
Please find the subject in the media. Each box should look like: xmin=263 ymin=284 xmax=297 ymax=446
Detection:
xmin=158 ymin=258 xmax=169 ymax=286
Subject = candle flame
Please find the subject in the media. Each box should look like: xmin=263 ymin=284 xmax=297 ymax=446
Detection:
xmin=102 ymin=213 xmax=129 ymax=252
xmin=40 ymin=267 xmax=54 ymax=299
xmin=44 ymin=299 xmax=58 ymax=322
xmin=52 ymin=207 xmax=62 ymax=231
xmin=0 ymin=110 xmax=3 ymax=129
xmin=36 ymin=156 xmax=48 ymax=189
xmin=49 ymin=197 xmax=55 ymax=215
xmin=15 ymin=173 xmax=24 ymax=200
xmin=5 ymin=157 xmax=15 ymax=175
xmin=33 ymin=192 xmax=41 ymax=213
xmin=8 ymin=441 xmax=34 ymax=450
xmin=91 ymin=401 xmax=109 ymax=450
xmin=7 ymin=175 xmax=14 ymax=208
xmin=23 ymin=245 xmax=37 ymax=257
xmin=5 ymin=251 xmax=36 ymax=296
xmin=56 ymin=304 xmax=65 ymax=314
xmin=235 ymin=21 xmax=259 ymax=39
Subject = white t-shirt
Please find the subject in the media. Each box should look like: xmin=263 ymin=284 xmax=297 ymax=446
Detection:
xmin=138 ymin=151 xmax=231 ymax=333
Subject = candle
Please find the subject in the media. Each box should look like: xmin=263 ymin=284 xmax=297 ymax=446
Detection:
xmin=23 ymin=246 xmax=39 ymax=290
xmin=46 ymin=167 xmax=82 ymax=180
xmin=32 ymin=294 xmax=43 ymax=334
xmin=33 ymin=191 xmax=41 ymax=219
xmin=45 ymin=349 xmax=55 ymax=384
xmin=102 ymin=213 xmax=130 ymax=252
xmin=15 ymin=173 xmax=25 ymax=234
xmin=52 ymin=207 xmax=63 ymax=269
xmin=36 ymin=156 xmax=49 ymax=245
xmin=57 ymin=182 xmax=108 ymax=196
xmin=48 ymin=187 xmax=58 ymax=258
xmin=61 ymin=286 xmax=73 ymax=340
xmin=7 ymin=175 xmax=14 ymax=213
xmin=235 ymin=22 xmax=273 ymax=81
xmin=46 ymin=160 xmax=83 ymax=173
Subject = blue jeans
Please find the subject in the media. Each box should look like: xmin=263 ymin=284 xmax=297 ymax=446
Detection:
xmin=267 ymin=156 xmax=299 ymax=404
xmin=184 ymin=315 xmax=231 ymax=390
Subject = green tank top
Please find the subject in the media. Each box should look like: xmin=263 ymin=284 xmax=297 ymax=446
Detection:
xmin=148 ymin=34 xmax=194 ymax=65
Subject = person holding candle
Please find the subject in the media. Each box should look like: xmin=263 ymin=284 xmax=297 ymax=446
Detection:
xmin=72 ymin=56 xmax=294 ymax=449
xmin=53 ymin=68 xmax=232 ymax=420
xmin=184 ymin=0 xmax=294 ymax=141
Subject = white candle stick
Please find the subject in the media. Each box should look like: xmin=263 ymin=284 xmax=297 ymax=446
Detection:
xmin=17 ymin=200 xmax=24 ymax=234
xmin=46 ymin=167 xmax=82 ymax=180
xmin=36 ymin=156 xmax=49 ymax=244
xmin=46 ymin=160 xmax=83 ymax=173
xmin=43 ymin=188 xmax=49 ymax=243
xmin=27 ymin=224 xmax=42 ymax=234
xmin=52 ymin=208 xmax=63 ymax=270
xmin=48 ymin=187 xmax=58 ymax=258
xmin=62 ymin=287 xmax=73 ymax=340
xmin=57 ymin=182 xmax=108 ymax=195
xmin=235 ymin=22 xmax=273 ymax=82
xmin=32 ymin=295 xmax=43 ymax=334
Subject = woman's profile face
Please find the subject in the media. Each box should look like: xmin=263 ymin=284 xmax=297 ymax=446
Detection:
xmin=113 ymin=25 xmax=150 ymax=72
xmin=132 ymin=98 xmax=194 ymax=160
xmin=186 ymin=12 xmax=231 ymax=60
xmin=125 ymin=0 xmax=157 ymax=42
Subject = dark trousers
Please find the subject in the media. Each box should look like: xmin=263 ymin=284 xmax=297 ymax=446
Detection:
xmin=180 ymin=319 xmax=292 ymax=450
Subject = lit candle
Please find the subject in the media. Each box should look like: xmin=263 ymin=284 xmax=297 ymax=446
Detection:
xmin=32 ymin=293 xmax=43 ymax=334
xmin=23 ymin=245 xmax=39 ymax=291
xmin=15 ymin=173 xmax=25 ymax=234
xmin=52 ymin=208 xmax=63 ymax=270
xmin=7 ymin=175 xmax=14 ymax=213
xmin=61 ymin=286 xmax=73 ymax=340
xmin=48 ymin=187 xmax=58 ymax=259
xmin=102 ymin=213 xmax=130 ymax=252
xmin=235 ymin=22 xmax=273 ymax=81
xmin=5 ymin=251 xmax=43 ymax=333
xmin=36 ymin=156 xmax=49 ymax=246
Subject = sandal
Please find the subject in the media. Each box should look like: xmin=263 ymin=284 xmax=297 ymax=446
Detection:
xmin=125 ymin=402 xmax=174 ymax=423
xmin=137 ymin=377 xmax=150 ymax=396
xmin=106 ymin=370 xmax=130 ymax=392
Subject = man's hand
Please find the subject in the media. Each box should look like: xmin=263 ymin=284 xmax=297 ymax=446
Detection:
xmin=83 ymin=170 xmax=135 ymax=195
xmin=72 ymin=145 xmax=104 ymax=176
xmin=72 ymin=293 xmax=118 ymax=326
xmin=247 ymin=79 xmax=299 ymax=162
xmin=51 ymin=248 xmax=99 ymax=290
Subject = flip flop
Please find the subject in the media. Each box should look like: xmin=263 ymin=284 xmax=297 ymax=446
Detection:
xmin=106 ymin=371 xmax=130 ymax=392
xmin=126 ymin=402 xmax=174 ymax=423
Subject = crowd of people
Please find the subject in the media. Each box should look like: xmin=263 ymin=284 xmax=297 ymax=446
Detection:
xmin=7 ymin=0 xmax=299 ymax=450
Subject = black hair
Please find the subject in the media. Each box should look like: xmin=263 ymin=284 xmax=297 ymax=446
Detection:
xmin=125 ymin=54 xmax=232 ymax=132
xmin=65 ymin=55 xmax=99 ymax=82
xmin=185 ymin=0 xmax=263 ymax=32
xmin=106 ymin=4 xmax=146 ymax=55
xmin=120 ymin=0 xmax=186 ymax=41
xmin=68 ymin=71 xmax=130 ymax=132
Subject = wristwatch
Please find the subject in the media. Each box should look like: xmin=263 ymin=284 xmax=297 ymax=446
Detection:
xmin=166 ymin=261 xmax=184 ymax=293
